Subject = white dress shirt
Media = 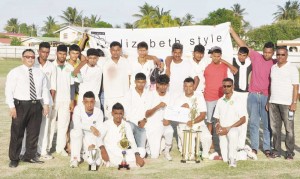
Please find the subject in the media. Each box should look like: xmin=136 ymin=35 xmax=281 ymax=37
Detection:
xmin=5 ymin=65 xmax=50 ymax=108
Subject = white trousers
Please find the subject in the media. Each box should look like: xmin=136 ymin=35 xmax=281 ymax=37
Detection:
xmin=48 ymin=101 xmax=70 ymax=153
xmin=235 ymin=91 xmax=249 ymax=149
xmin=219 ymin=127 xmax=239 ymax=162
xmin=104 ymin=97 xmax=125 ymax=120
xmin=146 ymin=124 xmax=174 ymax=158
xmin=177 ymin=124 xmax=212 ymax=158
xmin=70 ymin=129 xmax=102 ymax=162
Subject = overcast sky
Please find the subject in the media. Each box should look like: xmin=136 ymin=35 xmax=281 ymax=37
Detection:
xmin=0 ymin=0 xmax=288 ymax=34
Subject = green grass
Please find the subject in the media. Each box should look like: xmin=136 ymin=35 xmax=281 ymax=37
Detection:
xmin=0 ymin=58 xmax=22 ymax=77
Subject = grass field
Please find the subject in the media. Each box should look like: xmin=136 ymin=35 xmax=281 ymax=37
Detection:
xmin=0 ymin=58 xmax=300 ymax=178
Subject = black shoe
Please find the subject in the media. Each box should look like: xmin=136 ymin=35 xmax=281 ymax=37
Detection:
xmin=9 ymin=160 xmax=19 ymax=168
xmin=286 ymin=153 xmax=294 ymax=160
xmin=23 ymin=157 xmax=44 ymax=164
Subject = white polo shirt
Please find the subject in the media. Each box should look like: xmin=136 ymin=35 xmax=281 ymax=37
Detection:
xmin=169 ymin=59 xmax=197 ymax=96
xmin=189 ymin=57 xmax=210 ymax=93
xmin=72 ymin=105 xmax=104 ymax=133
xmin=78 ymin=64 xmax=103 ymax=102
xmin=145 ymin=90 xmax=171 ymax=128
xmin=269 ymin=62 xmax=299 ymax=105
xmin=124 ymin=88 xmax=148 ymax=126
xmin=102 ymin=57 xmax=131 ymax=99
xmin=213 ymin=92 xmax=246 ymax=127
xmin=174 ymin=93 xmax=207 ymax=128
xmin=129 ymin=57 xmax=155 ymax=89
xmin=53 ymin=60 xmax=74 ymax=102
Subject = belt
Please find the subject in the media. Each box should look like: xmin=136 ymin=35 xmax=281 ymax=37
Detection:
xmin=251 ymin=92 xmax=263 ymax=95
xmin=14 ymin=99 xmax=40 ymax=104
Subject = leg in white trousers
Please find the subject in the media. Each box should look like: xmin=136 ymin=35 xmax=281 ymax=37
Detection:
xmin=219 ymin=127 xmax=239 ymax=162
xmin=37 ymin=107 xmax=52 ymax=155
xmin=235 ymin=92 xmax=249 ymax=149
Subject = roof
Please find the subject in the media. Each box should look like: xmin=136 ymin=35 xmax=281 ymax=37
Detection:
xmin=0 ymin=38 xmax=12 ymax=44
xmin=21 ymin=37 xmax=60 ymax=42
xmin=0 ymin=32 xmax=27 ymax=37
xmin=53 ymin=26 xmax=92 ymax=34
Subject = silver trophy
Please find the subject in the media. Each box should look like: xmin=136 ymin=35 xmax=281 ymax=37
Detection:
xmin=88 ymin=149 xmax=100 ymax=171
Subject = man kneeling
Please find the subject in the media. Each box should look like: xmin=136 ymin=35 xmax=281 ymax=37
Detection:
xmin=70 ymin=91 xmax=104 ymax=168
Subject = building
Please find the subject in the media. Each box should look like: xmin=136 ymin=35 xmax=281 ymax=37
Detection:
xmin=21 ymin=37 xmax=61 ymax=47
xmin=54 ymin=26 xmax=92 ymax=44
xmin=277 ymin=38 xmax=300 ymax=52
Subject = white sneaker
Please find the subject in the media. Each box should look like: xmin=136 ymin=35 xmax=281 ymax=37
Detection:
xmin=164 ymin=152 xmax=173 ymax=161
xmin=244 ymin=145 xmax=257 ymax=160
xmin=229 ymin=159 xmax=237 ymax=168
xmin=70 ymin=160 xmax=78 ymax=168
xmin=40 ymin=154 xmax=54 ymax=160
xmin=59 ymin=150 xmax=69 ymax=157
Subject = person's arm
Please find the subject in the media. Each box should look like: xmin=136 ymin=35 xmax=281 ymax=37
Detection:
xmin=79 ymin=33 xmax=89 ymax=51
xmin=164 ymin=56 xmax=173 ymax=76
xmin=229 ymin=26 xmax=247 ymax=47
xmin=73 ymin=58 xmax=87 ymax=77
xmin=217 ymin=116 xmax=246 ymax=136
xmin=69 ymin=84 xmax=75 ymax=112
xmin=193 ymin=76 xmax=199 ymax=91
xmin=145 ymin=102 xmax=166 ymax=118
xmin=41 ymin=74 xmax=50 ymax=116
xmin=290 ymin=84 xmax=299 ymax=111
xmin=220 ymin=59 xmax=238 ymax=75
xmin=5 ymin=70 xmax=17 ymax=118
xmin=187 ymin=112 xmax=206 ymax=127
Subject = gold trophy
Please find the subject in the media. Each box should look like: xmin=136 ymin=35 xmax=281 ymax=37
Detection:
xmin=118 ymin=124 xmax=130 ymax=170
xmin=181 ymin=98 xmax=202 ymax=163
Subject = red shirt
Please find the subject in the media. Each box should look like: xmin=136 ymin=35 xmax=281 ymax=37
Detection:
xmin=204 ymin=62 xmax=228 ymax=101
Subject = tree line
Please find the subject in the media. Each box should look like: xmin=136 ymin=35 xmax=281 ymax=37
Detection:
xmin=3 ymin=1 xmax=300 ymax=50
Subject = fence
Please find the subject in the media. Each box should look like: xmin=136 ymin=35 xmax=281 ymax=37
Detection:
xmin=0 ymin=46 xmax=57 ymax=60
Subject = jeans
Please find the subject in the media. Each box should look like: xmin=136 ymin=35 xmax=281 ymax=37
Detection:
xmin=127 ymin=121 xmax=147 ymax=148
xmin=205 ymin=100 xmax=218 ymax=123
xmin=248 ymin=93 xmax=271 ymax=151
xmin=269 ymin=103 xmax=294 ymax=156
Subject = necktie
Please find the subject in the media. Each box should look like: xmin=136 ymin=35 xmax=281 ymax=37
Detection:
xmin=29 ymin=68 xmax=37 ymax=100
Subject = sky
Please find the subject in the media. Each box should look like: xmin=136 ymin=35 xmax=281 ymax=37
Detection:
xmin=0 ymin=0 xmax=288 ymax=34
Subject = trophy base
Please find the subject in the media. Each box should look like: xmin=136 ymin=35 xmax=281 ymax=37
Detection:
xmin=89 ymin=164 xmax=99 ymax=171
xmin=118 ymin=164 xmax=130 ymax=170
xmin=181 ymin=160 xmax=201 ymax=164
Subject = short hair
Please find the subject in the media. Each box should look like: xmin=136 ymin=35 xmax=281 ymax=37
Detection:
xmin=263 ymin=42 xmax=275 ymax=50
xmin=222 ymin=78 xmax=233 ymax=84
xmin=39 ymin=42 xmax=50 ymax=50
xmin=156 ymin=74 xmax=170 ymax=84
xmin=83 ymin=91 xmax=95 ymax=99
xmin=238 ymin=47 xmax=249 ymax=54
xmin=184 ymin=77 xmax=194 ymax=84
xmin=87 ymin=48 xmax=100 ymax=57
xmin=172 ymin=43 xmax=183 ymax=52
xmin=112 ymin=102 xmax=124 ymax=111
xmin=135 ymin=72 xmax=146 ymax=81
xmin=69 ymin=44 xmax=81 ymax=52
xmin=276 ymin=46 xmax=288 ymax=52
xmin=194 ymin=44 xmax=205 ymax=53
xmin=110 ymin=41 xmax=122 ymax=48
xmin=22 ymin=49 xmax=35 ymax=56
xmin=208 ymin=46 xmax=222 ymax=54
xmin=57 ymin=44 xmax=68 ymax=52
xmin=97 ymin=49 xmax=105 ymax=57
xmin=137 ymin=41 xmax=148 ymax=50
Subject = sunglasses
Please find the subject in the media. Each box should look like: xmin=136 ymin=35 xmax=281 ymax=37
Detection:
xmin=276 ymin=54 xmax=286 ymax=57
xmin=223 ymin=85 xmax=232 ymax=88
xmin=23 ymin=56 xmax=35 ymax=59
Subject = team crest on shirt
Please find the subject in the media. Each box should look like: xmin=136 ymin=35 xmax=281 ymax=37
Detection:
xmin=93 ymin=121 xmax=96 ymax=124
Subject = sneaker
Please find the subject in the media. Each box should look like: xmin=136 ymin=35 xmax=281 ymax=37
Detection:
xmin=244 ymin=145 xmax=257 ymax=160
xmin=70 ymin=160 xmax=78 ymax=168
xmin=40 ymin=153 xmax=54 ymax=160
xmin=229 ymin=159 xmax=237 ymax=168
xmin=164 ymin=152 xmax=173 ymax=161
xmin=286 ymin=153 xmax=293 ymax=160
xmin=58 ymin=150 xmax=69 ymax=157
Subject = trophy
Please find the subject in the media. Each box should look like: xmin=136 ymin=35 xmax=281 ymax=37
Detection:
xmin=118 ymin=124 xmax=130 ymax=170
xmin=88 ymin=148 xmax=100 ymax=171
xmin=181 ymin=98 xmax=203 ymax=163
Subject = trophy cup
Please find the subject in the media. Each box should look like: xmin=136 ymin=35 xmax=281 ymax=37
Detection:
xmin=88 ymin=148 xmax=100 ymax=171
xmin=181 ymin=98 xmax=202 ymax=163
xmin=118 ymin=124 xmax=130 ymax=170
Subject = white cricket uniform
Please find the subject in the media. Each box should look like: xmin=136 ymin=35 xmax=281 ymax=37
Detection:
xmin=100 ymin=120 xmax=141 ymax=167
xmin=169 ymin=59 xmax=197 ymax=103
xmin=213 ymin=92 xmax=247 ymax=162
xmin=48 ymin=60 xmax=75 ymax=153
xmin=189 ymin=57 xmax=210 ymax=94
xmin=77 ymin=64 xmax=103 ymax=108
xmin=174 ymin=93 xmax=212 ymax=158
xmin=70 ymin=105 xmax=104 ymax=162
xmin=129 ymin=57 xmax=155 ymax=90
xmin=102 ymin=57 xmax=130 ymax=119
xmin=145 ymin=91 xmax=174 ymax=158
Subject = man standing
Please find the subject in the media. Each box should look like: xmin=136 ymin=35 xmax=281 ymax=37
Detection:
xmin=232 ymin=47 xmax=252 ymax=150
xmin=214 ymin=78 xmax=246 ymax=167
xmin=230 ymin=27 xmax=276 ymax=157
xmin=5 ymin=49 xmax=50 ymax=167
xmin=268 ymin=47 xmax=299 ymax=160
xmin=145 ymin=74 xmax=174 ymax=160
xmin=48 ymin=45 xmax=75 ymax=156
xmin=70 ymin=91 xmax=104 ymax=168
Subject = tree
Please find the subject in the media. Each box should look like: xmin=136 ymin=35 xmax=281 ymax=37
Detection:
xmin=92 ymin=21 xmax=113 ymax=28
xmin=42 ymin=16 xmax=59 ymax=37
xmin=124 ymin=22 xmax=134 ymax=29
xmin=133 ymin=3 xmax=156 ymax=28
xmin=231 ymin=3 xmax=247 ymax=18
xmin=10 ymin=37 xmax=22 ymax=46
xmin=60 ymin=7 xmax=83 ymax=26
xmin=273 ymin=0 xmax=300 ymax=21
xmin=4 ymin=18 xmax=20 ymax=33
xmin=179 ymin=13 xmax=195 ymax=26
xmin=84 ymin=14 xmax=101 ymax=27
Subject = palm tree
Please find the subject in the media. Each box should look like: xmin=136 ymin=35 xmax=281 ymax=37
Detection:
xmin=4 ymin=18 xmax=20 ymax=33
xmin=133 ymin=3 xmax=156 ymax=27
xmin=273 ymin=0 xmax=300 ymax=21
xmin=60 ymin=7 xmax=83 ymax=26
xmin=231 ymin=3 xmax=247 ymax=18
xmin=84 ymin=14 xmax=101 ymax=27
xmin=124 ymin=22 xmax=134 ymax=29
xmin=181 ymin=13 xmax=195 ymax=26
xmin=42 ymin=16 xmax=59 ymax=34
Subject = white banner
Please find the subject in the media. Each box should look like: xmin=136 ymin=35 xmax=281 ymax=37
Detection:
xmin=88 ymin=22 xmax=233 ymax=62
